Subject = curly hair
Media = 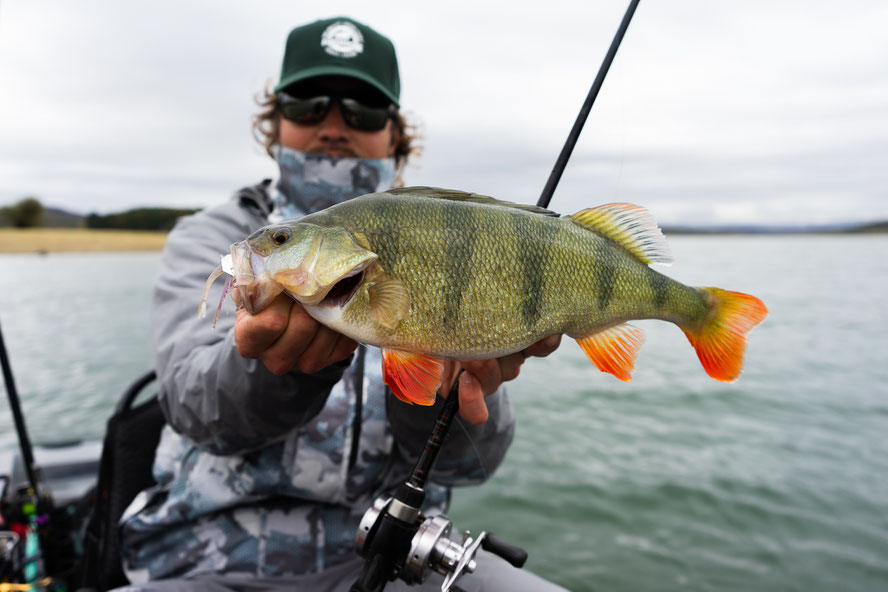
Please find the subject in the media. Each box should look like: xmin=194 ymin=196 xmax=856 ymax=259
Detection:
xmin=251 ymin=86 xmax=421 ymax=186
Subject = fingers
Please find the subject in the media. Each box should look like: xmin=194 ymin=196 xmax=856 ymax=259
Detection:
xmin=461 ymin=355 xmax=522 ymax=394
xmin=262 ymin=307 xmax=353 ymax=375
xmin=454 ymin=335 xmax=563 ymax=425
xmin=522 ymin=334 xmax=562 ymax=358
xmin=438 ymin=360 xmax=461 ymax=397
xmin=457 ymin=372 xmax=488 ymax=425
xmin=234 ymin=294 xmax=358 ymax=375
xmin=234 ymin=294 xmax=293 ymax=358
xmin=457 ymin=354 xmax=523 ymax=425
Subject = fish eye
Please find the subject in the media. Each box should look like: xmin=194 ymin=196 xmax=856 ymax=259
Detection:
xmin=271 ymin=228 xmax=290 ymax=245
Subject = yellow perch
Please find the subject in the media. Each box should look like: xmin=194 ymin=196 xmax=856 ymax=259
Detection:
xmin=200 ymin=187 xmax=768 ymax=405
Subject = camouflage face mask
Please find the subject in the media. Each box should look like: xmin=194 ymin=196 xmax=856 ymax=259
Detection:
xmin=270 ymin=146 xmax=396 ymax=222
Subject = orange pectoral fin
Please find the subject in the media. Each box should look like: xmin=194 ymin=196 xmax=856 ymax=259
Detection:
xmin=381 ymin=348 xmax=444 ymax=406
xmin=576 ymin=323 xmax=645 ymax=382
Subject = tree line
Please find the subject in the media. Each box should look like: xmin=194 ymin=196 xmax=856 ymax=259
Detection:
xmin=1 ymin=197 xmax=199 ymax=231
xmin=0 ymin=197 xmax=44 ymax=227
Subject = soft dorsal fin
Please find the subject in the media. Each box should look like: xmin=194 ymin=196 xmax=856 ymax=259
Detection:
xmin=387 ymin=186 xmax=560 ymax=217
xmin=568 ymin=203 xmax=673 ymax=265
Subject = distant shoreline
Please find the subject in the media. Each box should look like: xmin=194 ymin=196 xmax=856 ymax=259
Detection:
xmin=661 ymin=221 xmax=888 ymax=235
xmin=0 ymin=228 xmax=168 ymax=254
xmin=661 ymin=228 xmax=888 ymax=236
xmin=2 ymin=224 xmax=885 ymax=255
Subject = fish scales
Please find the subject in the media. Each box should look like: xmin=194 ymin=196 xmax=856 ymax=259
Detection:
xmin=207 ymin=187 xmax=767 ymax=404
xmin=313 ymin=192 xmax=699 ymax=358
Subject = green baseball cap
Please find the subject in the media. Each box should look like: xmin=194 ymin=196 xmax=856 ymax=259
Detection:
xmin=275 ymin=17 xmax=400 ymax=107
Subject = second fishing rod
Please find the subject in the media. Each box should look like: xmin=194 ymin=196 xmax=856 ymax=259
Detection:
xmin=349 ymin=1 xmax=642 ymax=590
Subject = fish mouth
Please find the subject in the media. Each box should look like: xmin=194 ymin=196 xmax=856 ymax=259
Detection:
xmin=229 ymin=242 xmax=283 ymax=314
xmin=319 ymin=269 xmax=365 ymax=309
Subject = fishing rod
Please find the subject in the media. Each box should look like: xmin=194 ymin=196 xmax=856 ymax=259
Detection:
xmin=538 ymin=0 xmax=641 ymax=210
xmin=0 ymin=318 xmax=50 ymax=584
xmin=0 ymin=319 xmax=40 ymax=496
xmin=351 ymin=2 xmax=642 ymax=590
xmin=1 ymin=327 xmax=87 ymax=587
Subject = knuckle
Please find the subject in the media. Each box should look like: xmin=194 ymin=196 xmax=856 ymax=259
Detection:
xmin=237 ymin=345 xmax=259 ymax=359
xmin=463 ymin=407 xmax=488 ymax=426
xmin=289 ymin=303 xmax=314 ymax=324
xmin=265 ymin=358 xmax=291 ymax=376
xmin=233 ymin=333 xmax=258 ymax=359
xmin=296 ymin=357 xmax=323 ymax=375
xmin=331 ymin=346 xmax=354 ymax=365
xmin=264 ymin=311 xmax=290 ymax=334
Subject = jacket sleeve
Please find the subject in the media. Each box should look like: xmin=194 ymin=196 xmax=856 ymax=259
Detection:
xmin=385 ymin=387 xmax=516 ymax=487
xmin=152 ymin=201 xmax=347 ymax=456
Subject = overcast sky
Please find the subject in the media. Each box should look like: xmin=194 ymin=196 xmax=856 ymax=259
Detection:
xmin=1 ymin=0 xmax=886 ymax=227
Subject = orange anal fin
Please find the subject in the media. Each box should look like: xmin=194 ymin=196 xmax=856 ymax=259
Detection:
xmin=381 ymin=348 xmax=444 ymax=406
xmin=683 ymin=288 xmax=768 ymax=382
xmin=576 ymin=323 xmax=644 ymax=382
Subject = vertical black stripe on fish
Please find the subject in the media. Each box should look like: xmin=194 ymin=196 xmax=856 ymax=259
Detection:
xmin=442 ymin=202 xmax=475 ymax=332
xmin=516 ymin=213 xmax=553 ymax=328
xmin=592 ymin=237 xmax=619 ymax=310
xmin=646 ymin=268 xmax=669 ymax=309
xmin=374 ymin=203 xmax=405 ymax=276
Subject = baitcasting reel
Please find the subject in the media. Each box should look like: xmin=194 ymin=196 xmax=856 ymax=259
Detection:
xmin=355 ymin=494 xmax=527 ymax=591
xmin=349 ymin=377 xmax=526 ymax=592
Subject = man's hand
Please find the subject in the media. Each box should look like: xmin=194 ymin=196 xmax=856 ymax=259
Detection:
xmin=234 ymin=293 xmax=358 ymax=375
xmin=443 ymin=334 xmax=562 ymax=425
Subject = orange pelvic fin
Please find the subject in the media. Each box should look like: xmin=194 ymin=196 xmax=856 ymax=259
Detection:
xmin=576 ymin=323 xmax=645 ymax=382
xmin=682 ymin=288 xmax=768 ymax=382
xmin=381 ymin=348 xmax=444 ymax=405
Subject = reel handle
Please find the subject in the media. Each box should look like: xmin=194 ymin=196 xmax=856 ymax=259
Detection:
xmin=481 ymin=532 xmax=527 ymax=568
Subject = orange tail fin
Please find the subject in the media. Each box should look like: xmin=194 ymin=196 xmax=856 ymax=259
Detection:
xmin=682 ymin=288 xmax=768 ymax=382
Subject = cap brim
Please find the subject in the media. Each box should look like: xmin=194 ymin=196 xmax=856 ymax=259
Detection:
xmin=274 ymin=65 xmax=399 ymax=107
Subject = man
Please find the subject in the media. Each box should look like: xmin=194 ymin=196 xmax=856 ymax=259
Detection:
xmin=119 ymin=17 xmax=565 ymax=591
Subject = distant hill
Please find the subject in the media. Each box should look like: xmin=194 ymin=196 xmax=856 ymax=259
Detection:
xmin=43 ymin=206 xmax=86 ymax=228
xmin=846 ymin=221 xmax=888 ymax=233
xmin=0 ymin=205 xmax=200 ymax=231
xmin=86 ymin=207 xmax=200 ymax=231
xmin=1 ymin=205 xmax=87 ymax=228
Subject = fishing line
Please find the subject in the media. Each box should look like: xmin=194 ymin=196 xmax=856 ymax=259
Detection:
xmin=453 ymin=414 xmax=491 ymax=482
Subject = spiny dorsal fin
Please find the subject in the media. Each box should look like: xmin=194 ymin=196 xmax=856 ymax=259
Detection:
xmin=387 ymin=186 xmax=560 ymax=217
xmin=568 ymin=203 xmax=673 ymax=266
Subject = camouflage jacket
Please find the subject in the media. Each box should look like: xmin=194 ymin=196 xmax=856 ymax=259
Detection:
xmin=119 ymin=181 xmax=516 ymax=583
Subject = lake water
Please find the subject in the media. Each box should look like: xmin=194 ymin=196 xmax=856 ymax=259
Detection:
xmin=1 ymin=236 xmax=887 ymax=591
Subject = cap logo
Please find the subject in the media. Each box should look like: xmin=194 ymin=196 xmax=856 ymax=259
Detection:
xmin=320 ymin=21 xmax=364 ymax=58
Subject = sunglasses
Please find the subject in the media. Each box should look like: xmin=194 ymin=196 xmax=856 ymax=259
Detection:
xmin=278 ymin=93 xmax=395 ymax=132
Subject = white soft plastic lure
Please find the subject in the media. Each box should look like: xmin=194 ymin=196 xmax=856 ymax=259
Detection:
xmin=198 ymin=254 xmax=235 ymax=327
